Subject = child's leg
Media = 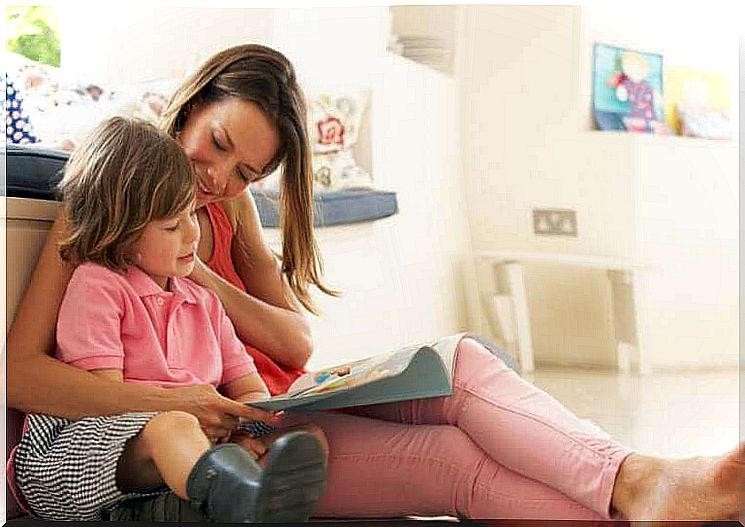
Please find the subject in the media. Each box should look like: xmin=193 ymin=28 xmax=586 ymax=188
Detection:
xmin=115 ymin=411 xmax=328 ymax=523
xmin=116 ymin=410 xmax=210 ymax=498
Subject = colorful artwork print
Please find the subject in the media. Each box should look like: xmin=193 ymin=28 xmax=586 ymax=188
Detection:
xmin=593 ymin=43 xmax=666 ymax=134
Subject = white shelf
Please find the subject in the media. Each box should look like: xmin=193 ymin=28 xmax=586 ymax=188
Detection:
xmin=476 ymin=250 xmax=644 ymax=270
xmin=389 ymin=5 xmax=457 ymax=76
xmin=583 ymin=130 xmax=736 ymax=148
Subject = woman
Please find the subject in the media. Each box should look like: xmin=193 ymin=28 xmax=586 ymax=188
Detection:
xmin=7 ymin=44 xmax=744 ymax=522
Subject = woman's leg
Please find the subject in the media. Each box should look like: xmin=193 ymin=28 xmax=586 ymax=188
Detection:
xmin=281 ymin=410 xmax=604 ymax=520
xmin=349 ymin=338 xmax=628 ymax=517
xmin=351 ymin=338 xmax=745 ymax=521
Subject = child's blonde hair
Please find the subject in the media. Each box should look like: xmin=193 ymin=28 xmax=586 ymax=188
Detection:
xmin=58 ymin=116 xmax=196 ymax=269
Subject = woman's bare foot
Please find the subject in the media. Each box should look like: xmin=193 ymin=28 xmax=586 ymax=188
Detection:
xmin=612 ymin=443 xmax=745 ymax=522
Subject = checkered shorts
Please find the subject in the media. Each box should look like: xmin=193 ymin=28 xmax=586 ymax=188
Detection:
xmin=13 ymin=412 xmax=168 ymax=521
xmin=236 ymin=419 xmax=275 ymax=437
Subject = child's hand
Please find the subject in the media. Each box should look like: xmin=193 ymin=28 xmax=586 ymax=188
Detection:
xmin=230 ymin=431 xmax=269 ymax=461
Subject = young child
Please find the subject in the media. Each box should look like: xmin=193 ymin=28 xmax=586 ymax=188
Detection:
xmin=10 ymin=117 xmax=328 ymax=523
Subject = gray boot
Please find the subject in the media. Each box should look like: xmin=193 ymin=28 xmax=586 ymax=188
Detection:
xmin=187 ymin=431 xmax=327 ymax=523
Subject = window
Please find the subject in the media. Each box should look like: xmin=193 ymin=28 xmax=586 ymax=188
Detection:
xmin=6 ymin=6 xmax=60 ymax=67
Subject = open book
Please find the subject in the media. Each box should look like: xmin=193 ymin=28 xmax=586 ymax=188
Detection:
xmin=249 ymin=333 xmax=467 ymax=412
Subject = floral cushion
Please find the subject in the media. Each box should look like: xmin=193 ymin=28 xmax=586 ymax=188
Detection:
xmin=308 ymin=93 xmax=366 ymax=153
xmin=10 ymin=56 xmax=375 ymax=193
xmin=257 ymin=91 xmax=374 ymax=193
xmin=3 ymin=74 xmax=40 ymax=145
xmin=5 ymin=55 xmax=176 ymax=148
xmin=307 ymin=92 xmax=373 ymax=192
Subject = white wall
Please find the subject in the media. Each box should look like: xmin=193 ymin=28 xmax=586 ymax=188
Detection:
xmin=458 ymin=4 xmax=739 ymax=370
xmin=632 ymin=137 xmax=738 ymax=369
xmin=271 ymin=7 xmax=389 ymax=93
xmin=59 ymin=6 xmax=275 ymax=85
xmin=263 ymin=8 xmax=474 ymax=368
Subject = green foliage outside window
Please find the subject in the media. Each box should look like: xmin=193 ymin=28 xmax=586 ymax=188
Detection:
xmin=6 ymin=6 xmax=60 ymax=67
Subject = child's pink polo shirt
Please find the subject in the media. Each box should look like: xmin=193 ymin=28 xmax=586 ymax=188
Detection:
xmin=56 ymin=262 xmax=257 ymax=387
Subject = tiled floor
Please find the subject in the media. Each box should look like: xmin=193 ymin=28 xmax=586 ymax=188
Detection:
xmin=526 ymin=366 xmax=741 ymax=458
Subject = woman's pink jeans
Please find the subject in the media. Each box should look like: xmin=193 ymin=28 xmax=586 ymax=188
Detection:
xmin=286 ymin=337 xmax=631 ymax=520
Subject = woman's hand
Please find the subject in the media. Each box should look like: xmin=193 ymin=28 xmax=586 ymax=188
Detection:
xmin=166 ymin=384 xmax=280 ymax=443
xmin=187 ymin=254 xmax=210 ymax=287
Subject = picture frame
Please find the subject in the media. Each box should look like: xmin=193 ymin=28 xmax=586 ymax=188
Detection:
xmin=592 ymin=43 xmax=665 ymax=134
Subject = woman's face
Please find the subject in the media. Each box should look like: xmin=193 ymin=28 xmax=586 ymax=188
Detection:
xmin=179 ymin=97 xmax=281 ymax=207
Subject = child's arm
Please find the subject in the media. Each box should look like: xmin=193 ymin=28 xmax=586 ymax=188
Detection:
xmin=221 ymin=373 xmax=270 ymax=404
xmin=55 ymin=265 xmax=128 ymax=371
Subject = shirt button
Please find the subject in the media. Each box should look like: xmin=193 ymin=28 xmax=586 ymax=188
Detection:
xmin=156 ymin=298 xmax=165 ymax=306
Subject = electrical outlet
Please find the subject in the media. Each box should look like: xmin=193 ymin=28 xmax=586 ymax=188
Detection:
xmin=533 ymin=208 xmax=578 ymax=237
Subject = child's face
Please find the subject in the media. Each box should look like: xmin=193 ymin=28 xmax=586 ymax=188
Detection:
xmin=131 ymin=204 xmax=200 ymax=289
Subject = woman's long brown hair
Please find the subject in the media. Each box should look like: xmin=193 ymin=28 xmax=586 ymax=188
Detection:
xmin=161 ymin=44 xmax=338 ymax=314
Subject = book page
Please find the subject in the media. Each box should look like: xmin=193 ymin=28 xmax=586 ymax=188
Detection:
xmin=286 ymin=344 xmax=424 ymax=398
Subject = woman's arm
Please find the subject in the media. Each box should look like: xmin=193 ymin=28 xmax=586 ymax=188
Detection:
xmin=91 ymin=369 xmax=125 ymax=382
xmin=6 ymin=214 xmax=270 ymax=435
xmin=190 ymin=193 xmax=313 ymax=370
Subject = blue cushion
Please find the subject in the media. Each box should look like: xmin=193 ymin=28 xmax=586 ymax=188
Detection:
xmin=3 ymin=144 xmax=68 ymax=200
xmin=2 ymin=144 xmax=398 ymax=228
xmin=252 ymin=189 xmax=398 ymax=228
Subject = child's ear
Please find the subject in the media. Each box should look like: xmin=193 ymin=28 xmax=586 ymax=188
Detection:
xmin=122 ymin=241 xmax=142 ymax=264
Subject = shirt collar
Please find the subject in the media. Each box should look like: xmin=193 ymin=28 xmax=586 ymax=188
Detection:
xmin=125 ymin=266 xmax=198 ymax=305
xmin=169 ymin=275 xmax=198 ymax=305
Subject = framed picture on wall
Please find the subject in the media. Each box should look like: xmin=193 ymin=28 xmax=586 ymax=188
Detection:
xmin=592 ymin=43 xmax=667 ymax=134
